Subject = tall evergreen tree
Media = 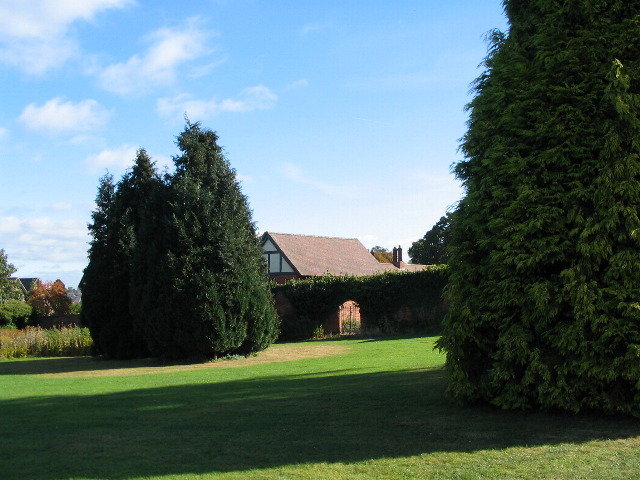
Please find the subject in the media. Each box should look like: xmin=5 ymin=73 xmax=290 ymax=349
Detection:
xmin=128 ymin=151 xmax=168 ymax=356
xmin=438 ymin=1 xmax=640 ymax=415
xmin=106 ymin=149 xmax=158 ymax=358
xmin=82 ymin=150 xmax=158 ymax=359
xmin=81 ymin=174 xmax=117 ymax=356
xmin=138 ymin=122 xmax=279 ymax=359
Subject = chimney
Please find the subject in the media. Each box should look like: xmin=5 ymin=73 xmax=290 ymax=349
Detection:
xmin=392 ymin=246 xmax=404 ymax=268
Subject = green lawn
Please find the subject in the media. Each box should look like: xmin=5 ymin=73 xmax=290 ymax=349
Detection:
xmin=1 ymin=336 xmax=638 ymax=480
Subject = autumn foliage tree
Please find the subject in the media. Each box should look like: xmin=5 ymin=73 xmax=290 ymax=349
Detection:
xmin=27 ymin=280 xmax=71 ymax=317
xmin=370 ymin=246 xmax=393 ymax=263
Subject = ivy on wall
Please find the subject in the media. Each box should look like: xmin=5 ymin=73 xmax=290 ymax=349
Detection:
xmin=273 ymin=266 xmax=449 ymax=340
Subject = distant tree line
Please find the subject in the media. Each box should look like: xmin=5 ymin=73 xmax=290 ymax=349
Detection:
xmin=81 ymin=122 xmax=279 ymax=359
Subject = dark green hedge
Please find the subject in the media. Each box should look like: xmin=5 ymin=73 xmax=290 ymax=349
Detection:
xmin=274 ymin=266 xmax=449 ymax=340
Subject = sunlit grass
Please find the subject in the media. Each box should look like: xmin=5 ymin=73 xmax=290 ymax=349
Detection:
xmin=1 ymin=336 xmax=638 ymax=479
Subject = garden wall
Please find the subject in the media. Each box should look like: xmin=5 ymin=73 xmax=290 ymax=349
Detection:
xmin=273 ymin=266 xmax=449 ymax=340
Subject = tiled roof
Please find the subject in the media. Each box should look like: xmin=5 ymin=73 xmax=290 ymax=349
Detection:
xmin=265 ymin=232 xmax=391 ymax=277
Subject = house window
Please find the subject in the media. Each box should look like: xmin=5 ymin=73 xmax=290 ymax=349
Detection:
xmin=268 ymin=253 xmax=281 ymax=273
xmin=262 ymin=240 xmax=294 ymax=274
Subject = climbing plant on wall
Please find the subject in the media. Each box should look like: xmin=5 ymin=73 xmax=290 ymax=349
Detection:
xmin=274 ymin=266 xmax=449 ymax=340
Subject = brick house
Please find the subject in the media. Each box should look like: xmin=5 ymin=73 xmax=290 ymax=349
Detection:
xmin=261 ymin=232 xmax=428 ymax=334
xmin=261 ymin=232 xmax=426 ymax=283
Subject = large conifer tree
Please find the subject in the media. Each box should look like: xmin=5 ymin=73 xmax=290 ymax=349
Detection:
xmin=82 ymin=151 xmax=158 ymax=359
xmin=439 ymin=1 xmax=640 ymax=415
xmin=138 ymin=122 xmax=279 ymax=359
xmin=81 ymin=174 xmax=118 ymax=356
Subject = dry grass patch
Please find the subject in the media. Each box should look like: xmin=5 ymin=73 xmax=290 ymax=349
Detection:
xmin=36 ymin=342 xmax=351 ymax=378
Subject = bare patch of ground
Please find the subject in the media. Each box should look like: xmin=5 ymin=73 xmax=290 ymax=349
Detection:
xmin=38 ymin=342 xmax=351 ymax=378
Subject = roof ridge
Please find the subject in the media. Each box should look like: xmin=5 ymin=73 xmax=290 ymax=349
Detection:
xmin=267 ymin=232 xmax=359 ymax=241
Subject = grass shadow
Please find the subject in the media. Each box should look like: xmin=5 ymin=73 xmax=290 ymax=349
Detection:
xmin=1 ymin=366 xmax=639 ymax=479
xmin=0 ymin=356 xmax=204 ymax=376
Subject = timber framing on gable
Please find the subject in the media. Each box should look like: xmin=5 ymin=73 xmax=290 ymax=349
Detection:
xmin=261 ymin=233 xmax=299 ymax=279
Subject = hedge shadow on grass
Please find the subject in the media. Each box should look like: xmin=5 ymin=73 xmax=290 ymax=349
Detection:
xmin=0 ymin=356 xmax=190 ymax=376
xmin=2 ymin=367 xmax=639 ymax=479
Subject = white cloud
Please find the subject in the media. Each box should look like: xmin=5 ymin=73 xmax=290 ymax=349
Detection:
xmin=19 ymin=97 xmax=111 ymax=134
xmin=280 ymin=163 xmax=343 ymax=196
xmin=235 ymin=173 xmax=253 ymax=184
xmin=0 ymin=0 xmax=133 ymax=74
xmin=299 ymin=23 xmax=327 ymax=36
xmin=219 ymin=86 xmax=278 ymax=112
xmin=85 ymin=146 xmax=175 ymax=174
xmin=357 ymin=234 xmax=379 ymax=246
xmin=188 ymin=58 xmax=227 ymax=79
xmin=0 ymin=127 xmax=8 ymax=140
xmin=0 ymin=216 xmax=88 ymax=259
xmin=157 ymin=85 xmax=278 ymax=119
xmin=153 ymin=153 xmax=174 ymax=172
xmin=51 ymin=202 xmax=73 ymax=211
xmin=286 ymin=78 xmax=309 ymax=90
xmin=0 ymin=216 xmax=22 ymax=234
xmin=97 ymin=17 xmax=212 ymax=95
xmin=20 ymin=217 xmax=86 ymax=240
xmin=85 ymin=144 xmax=138 ymax=172
xmin=0 ymin=37 xmax=78 ymax=75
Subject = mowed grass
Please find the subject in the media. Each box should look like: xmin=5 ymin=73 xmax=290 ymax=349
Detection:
xmin=1 ymin=336 xmax=639 ymax=480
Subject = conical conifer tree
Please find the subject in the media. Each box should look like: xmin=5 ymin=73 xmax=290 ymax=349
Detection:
xmin=81 ymin=174 xmax=117 ymax=356
xmin=107 ymin=149 xmax=158 ymax=358
xmin=82 ymin=151 xmax=158 ymax=359
xmin=439 ymin=0 xmax=640 ymax=415
xmin=138 ymin=122 xmax=279 ymax=359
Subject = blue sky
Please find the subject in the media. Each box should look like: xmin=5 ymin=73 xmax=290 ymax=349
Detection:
xmin=0 ymin=0 xmax=507 ymax=288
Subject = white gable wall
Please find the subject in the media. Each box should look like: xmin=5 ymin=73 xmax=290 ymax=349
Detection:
xmin=262 ymin=238 xmax=294 ymax=274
